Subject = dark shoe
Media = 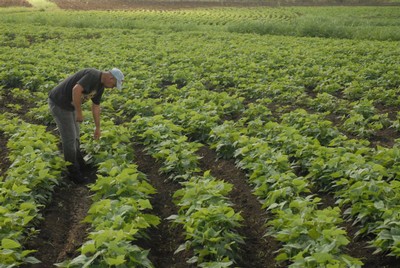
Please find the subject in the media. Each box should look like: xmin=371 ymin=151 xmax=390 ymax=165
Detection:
xmin=77 ymin=151 xmax=90 ymax=172
xmin=71 ymin=175 xmax=90 ymax=184
xmin=67 ymin=164 xmax=89 ymax=184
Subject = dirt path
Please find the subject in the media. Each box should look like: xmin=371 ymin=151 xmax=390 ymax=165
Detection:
xmin=133 ymin=142 xmax=282 ymax=267
xmin=21 ymin=182 xmax=92 ymax=268
xmin=0 ymin=95 xmax=93 ymax=267
xmin=0 ymin=0 xmax=31 ymax=7
xmin=197 ymin=145 xmax=282 ymax=268
xmin=345 ymin=223 xmax=399 ymax=268
xmin=133 ymin=143 xmax=194 ymax=268
xmin=0 ymin=132 xmax=10 ymax=178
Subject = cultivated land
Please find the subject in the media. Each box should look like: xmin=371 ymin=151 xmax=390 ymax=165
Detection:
xmin=1 ymin=0 xmax=400 ymax=267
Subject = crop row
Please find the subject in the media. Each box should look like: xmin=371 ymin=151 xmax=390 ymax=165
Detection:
xmin=116 ymin=90 xmax=363 ymax=266
xmin=241 ymin=112 xmax=400 ymax=257
xmin=1 ymin=7 xmax=297 ymax=25
xmin=22 ymin=76 xmax=400 ymax=265
xmin=1 ymin=8 xmax=400 ymax=267
xmin=142 ymin=80 xmax=400 ymax=258
xmin=128 ymin=115 xmax=244 ymax=266
xmin=20 ymin=61 xmax=400 ymax=264
xmin=1 ymin=6 xmax=399 ymax=40
xmin=211 ymin=128 xmax=362 ymax=267
xmin=2 ymin=22 xmax=399 ymax=140
xmin=0 ymin=113 xmax=65 ymax=266
xmin=154 ymin=87 xmax=400 ymax=259
xmin=56 ymin=120 xmax=159 ymax=267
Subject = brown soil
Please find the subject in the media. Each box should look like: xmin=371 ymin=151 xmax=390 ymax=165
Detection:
xmin=0 ymin=93 xmax=93 ymax=268
xmin=2 ymin=90 xmax=399 ymax=267
xmin=197 ymin=146 xmax=282 ymax=268
xmin=21 ymin=182 xmax=92 ymax=268
xmin=370 ymin=127 xmax=399 ymax=148
xmin=0 ymin=0 xmax=31 ymax=7
xmin=0 ymin=132 xmax=10 ymax=178
xmin=318 ymin=192 xmax=399 ymax=267
xmin=133 ymin=143 xmax=193 ymax=267
xmin=133 ymin=142 xmax=283 ymax=267
xmin=345 ymin=222 xmax=400 ymax=268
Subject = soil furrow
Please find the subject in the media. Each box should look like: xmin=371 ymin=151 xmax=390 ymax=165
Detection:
xmin=133 ymin=143 xmax=193 ymax=268
xmin=1 ymin=95 xmax=93 ymax=267
xmin=344 ymin=222 xmax=399 ymax=268
xmin=0 ymin=132 xmax=10 ymax=178
xmin=316 ymin=191 xmax=398 ymax=267
xmin=22 ymin=182 xmax=92 ymax=268
xmin=197 ymin=145 xmax=282 ymax=268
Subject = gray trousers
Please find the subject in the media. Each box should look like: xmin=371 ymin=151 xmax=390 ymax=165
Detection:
xmin=48 ymin=98 xmax=80 ymax=167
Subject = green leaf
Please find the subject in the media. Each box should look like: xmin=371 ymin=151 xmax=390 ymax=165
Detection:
xmin=225 ymin=209 xmax=235 ymax=218
xmin=12 ymin=184 xmax=31 ymax=194
xmin=174 ymin=243 xmax=188 ymax=254
xmin=105 ymin=255 xmax=126 ymax=265
xmin=313 ymin=252 xmax=333 ymax=263
xmin=276 ymin=252 xmax=288 ymax=261
xmin=138 ymin=199 xmax=152 ymax=210
xmin=24 ymin=256 xmax=41 ymax=264
xmin=143 ymin=214 xmax=161 ymax=226
xmin=166 ymin=214 xmax=178 ymax=221
xmin=2 ymin=238 xmax=21 ymax=249
xmin=335 ymin=234 xmax=350 ymax=246
xmin=308 ymin=228 xmax=320 ymax=240
xmin=187 ymin=256 xmax=198 ymax=264
xmin=81 ymin=241 xmax=96 ymax=255
xmin=374 ymin=201 xmax=385 ymax=210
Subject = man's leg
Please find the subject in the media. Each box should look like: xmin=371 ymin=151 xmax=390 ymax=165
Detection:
xmin=76 ymin=140 xmax=88 ymax=171
xmin=49 ymin=99 xmax=86 ymax=183
xmin=74 ymin=121 xmax=88 ymax=171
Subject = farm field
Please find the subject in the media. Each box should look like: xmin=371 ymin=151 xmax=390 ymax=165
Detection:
xmin=1 ymin=0 xmax=400 ymax=267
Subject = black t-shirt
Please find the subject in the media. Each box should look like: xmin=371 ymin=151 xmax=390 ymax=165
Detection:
xmin=48 ymin=68 xmax=104 ymax=111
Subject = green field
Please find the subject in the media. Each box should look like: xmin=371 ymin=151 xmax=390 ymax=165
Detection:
xmin=2 ymin=5 xmax=400 ymax=40
xmin=1 ymin=3 xmax=400 ymax=268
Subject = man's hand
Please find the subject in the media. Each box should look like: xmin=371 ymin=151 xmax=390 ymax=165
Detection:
xmin=76 ymin=111 xmax=84 ymax=123
xmin=94 ymin=127 xmax=101 ymax=140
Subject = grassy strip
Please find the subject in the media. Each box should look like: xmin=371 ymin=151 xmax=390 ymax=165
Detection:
xmin=0 ymin=7 xmax=399 ymax=40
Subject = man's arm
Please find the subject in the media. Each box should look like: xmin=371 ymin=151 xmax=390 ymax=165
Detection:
xmin=72 ymin=84 xmax=84 ymax=122
xmin=92 ymin=103 xmax=101 ymax=140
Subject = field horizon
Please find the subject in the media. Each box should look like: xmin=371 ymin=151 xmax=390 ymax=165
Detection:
xmin=2 ymin=0 xmax=400 ymax=10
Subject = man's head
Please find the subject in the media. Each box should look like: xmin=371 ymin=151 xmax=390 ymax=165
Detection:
xmin=102 ymin=68 xmax=124 ymax=89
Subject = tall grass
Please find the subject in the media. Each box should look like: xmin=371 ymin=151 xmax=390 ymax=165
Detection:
xmin=227 ymin=6 xmax=400 ymax=40
xmin=1 ymin=6 xmax=399 ymax=41
xmin=227 ymin=20 xmax=400 ymax=41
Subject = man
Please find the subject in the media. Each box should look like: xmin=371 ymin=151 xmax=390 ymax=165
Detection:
xmin=48 ymin=68 xmax=124 ymax=183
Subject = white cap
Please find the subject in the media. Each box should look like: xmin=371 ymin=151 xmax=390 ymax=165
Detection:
xmin=110 ymin=68 xmax=124 ymax=89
